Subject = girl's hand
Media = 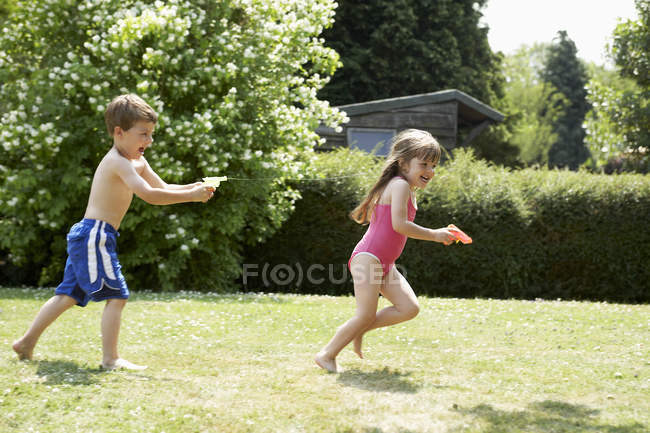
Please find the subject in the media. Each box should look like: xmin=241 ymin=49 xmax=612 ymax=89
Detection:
xmin=432 ymin=228 xmax=456 ymax=245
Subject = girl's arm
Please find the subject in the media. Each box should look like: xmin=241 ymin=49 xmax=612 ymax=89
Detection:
xmin=390 ymin=180 xmax=454 ymax=244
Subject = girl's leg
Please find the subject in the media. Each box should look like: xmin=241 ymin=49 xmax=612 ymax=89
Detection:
xmin=12 ymin=294 xmax=78 ymax=360
xmin=315 ymin=254 xmax=384 ymax=372
xmin=353 ymin=267 xmax=419 ymax=358
xmin=101 ymin=298 xmax=146 ymax=370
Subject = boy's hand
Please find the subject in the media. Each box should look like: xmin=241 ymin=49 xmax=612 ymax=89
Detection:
xmin=191 ymin=184 xmax=215 ymax=202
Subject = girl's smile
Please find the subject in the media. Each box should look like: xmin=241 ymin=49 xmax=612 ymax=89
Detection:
xmin=402 ymin=157 xmax=436 ymax=189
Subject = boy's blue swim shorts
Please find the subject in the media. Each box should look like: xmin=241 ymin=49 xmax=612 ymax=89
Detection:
xmin=55 ymin=219 xmax=129 ymax=307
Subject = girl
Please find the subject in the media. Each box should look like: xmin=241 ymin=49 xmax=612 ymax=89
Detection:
xmin=314 ymin=129 xmax=459 ymax=373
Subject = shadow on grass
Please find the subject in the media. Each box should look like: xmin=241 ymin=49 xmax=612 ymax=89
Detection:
xmin=337 ymin=367 xmax=422 ymax=394
xmin=452 ymin=400 xmax=647 ymax=433
xmin=35 ymin=359 xmax=104 ymax=385
xmin=34 ymin=359 xmax=153 ymax=386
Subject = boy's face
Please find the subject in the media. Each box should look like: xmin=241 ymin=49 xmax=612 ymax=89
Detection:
xmin=114 ymin=121 xmax=155 ymax=160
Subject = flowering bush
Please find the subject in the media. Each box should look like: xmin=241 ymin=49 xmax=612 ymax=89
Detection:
xmin=0 ymin=0 xmax=346 ymax=290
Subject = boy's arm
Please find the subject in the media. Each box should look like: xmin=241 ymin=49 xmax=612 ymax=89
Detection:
xmin=115 ymin=158 xmax=213 ymax=204
xmin=390 ymin=180 xmax=454 ymax=244
xmin=140 ymin=159 xmax=198 ymax=190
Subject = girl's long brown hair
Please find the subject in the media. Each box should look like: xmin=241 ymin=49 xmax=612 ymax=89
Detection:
xmin=350 ymin=129 xmax=441 ymax=224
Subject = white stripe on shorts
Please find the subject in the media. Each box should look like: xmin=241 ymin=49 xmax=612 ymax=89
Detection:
xmin=98 ymin=222 xmax=117 ymax=281
xmin=87 ymin=220 xmax=100 ymax=283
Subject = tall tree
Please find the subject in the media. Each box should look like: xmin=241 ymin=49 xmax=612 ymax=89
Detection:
xmin=542 ymin=31 xmax=591 ymax=170
xmin=503 ymin=43 xmax=566 ymax=166
xmin=612 ymin=0 xmax=649 ymax=89
xmin=607 ymin=0 xmax=650 ymax=172
xmin=584 ymin=64 xmax=641 ymax=172
xmin=319 ymin=0 xmax=504 ymax=107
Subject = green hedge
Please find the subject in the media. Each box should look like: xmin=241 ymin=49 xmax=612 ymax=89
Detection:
xmin=242 ymin=148 xmax=650 ymax=302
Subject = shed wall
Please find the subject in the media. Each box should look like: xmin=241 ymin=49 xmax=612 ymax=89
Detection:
xmin=318 ymin=101 xmax=459 ymax=151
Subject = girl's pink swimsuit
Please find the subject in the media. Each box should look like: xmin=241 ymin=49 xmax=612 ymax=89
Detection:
xmin=349 ymin=189 xmax=417 ymax=275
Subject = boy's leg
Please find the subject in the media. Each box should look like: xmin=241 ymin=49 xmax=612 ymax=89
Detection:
xmin=315 ymin=254 xmax=383 ymax=372
xmin=352 ymin=267 xmax=420 ymax=358
xmin=12 ymin=294 xmax=78 ymax=360
xmin=100 ymin=298 xmax=146 ymax=370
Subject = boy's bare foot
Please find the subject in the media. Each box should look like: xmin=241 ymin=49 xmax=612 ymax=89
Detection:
xmin=12 ymin=339 xmax=33 ymax=360
xmin=314 ymin=351 xmax=338 ymax=373
xmin=353 ymin=335 xmax=364 ymax=359
xmin=101 ymin=358 xmax=147 ymax=371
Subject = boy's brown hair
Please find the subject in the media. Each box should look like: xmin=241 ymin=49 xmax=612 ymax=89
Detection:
xmin=104 ymin=94 xmax=158 ymax=137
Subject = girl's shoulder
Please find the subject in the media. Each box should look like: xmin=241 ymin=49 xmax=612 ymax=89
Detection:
xmin=377 ymin=176 xmax=410 ymax=205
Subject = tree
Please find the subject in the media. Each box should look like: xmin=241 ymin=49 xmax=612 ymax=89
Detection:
xmin=0 ymin=0 xmax=345 ymax=290
xmin=318 ymin=0 xmax=504 ymax=108
xmin=542 ymin=31 xmax=591 ymax=170
xmin=606 ymin=0 xmax=650 ymax=172
xmin=612 ymin=0 xmax=649 ymax=89
xmin=584 ymin=64 xmax=642 ymax=172
xmin=502 ymin=44 xmax=566 ymax=166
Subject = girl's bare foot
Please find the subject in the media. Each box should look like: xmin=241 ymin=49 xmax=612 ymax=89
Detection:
xmin=353 ymin=334 xmax=364 ymax=359
xmin=12 ymin=339 xmax=33 ymax=360
xmin=101 ymin=358 xmax=147 ymax=371
xmin=314 ymin=351 xmax=338 ymax=373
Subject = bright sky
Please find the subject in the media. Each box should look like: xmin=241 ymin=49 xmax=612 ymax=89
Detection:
xmin=480 ymin=0 xmax=640 ymax=65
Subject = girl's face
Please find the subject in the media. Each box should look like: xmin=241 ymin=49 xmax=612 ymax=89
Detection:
xmin=401 ymin=157 xmax=436 ymax=189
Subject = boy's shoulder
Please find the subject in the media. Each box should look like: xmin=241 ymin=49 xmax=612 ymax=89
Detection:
xmin=100 ymin=146 xmax=121 ymax=162
xmin=96 ymin=147 xmax=122 ymax=171
xmin=99 ymin=147 xmax=146 ymax=172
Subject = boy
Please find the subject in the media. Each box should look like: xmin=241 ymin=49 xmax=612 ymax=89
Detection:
xmin=12 ymin=94 xmax=215 ymax=370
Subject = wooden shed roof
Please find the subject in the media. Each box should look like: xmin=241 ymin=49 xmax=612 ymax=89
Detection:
xmin=336 ymin=89 xmax=505 ymax=124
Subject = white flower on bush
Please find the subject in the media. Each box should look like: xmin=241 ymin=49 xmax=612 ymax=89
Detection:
xmin=137 ymin=80 xmax=150 ymax=92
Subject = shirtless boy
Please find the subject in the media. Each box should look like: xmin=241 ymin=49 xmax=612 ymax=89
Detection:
xmin=12 ymin=94 xmax=215 ymax=370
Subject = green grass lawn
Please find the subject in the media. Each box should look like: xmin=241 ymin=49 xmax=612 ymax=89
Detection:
xmin=1 ymin=287 xmax=648 ymax=433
